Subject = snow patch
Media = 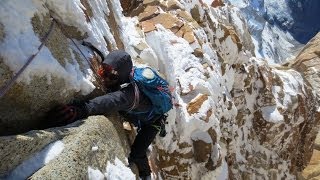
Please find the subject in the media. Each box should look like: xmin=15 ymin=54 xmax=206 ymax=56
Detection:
xmin=202 ymin=0 xmax=214 ymax=6
xmin=88 ymin=167 xmax=105 ymax=180
xmin=191 ymin=130 xmax=212 ymax=143
xmin=6 ymin=140 xmax=64 ymax=180
xmin=91 ymin=146 xmax=99 ymax=151
xmin=261 ymin=105 xmax=284 ymax=123
xmin=87 ymin=158 xmax=135 ymax=180
xmin=105 ymin=158 xmax=135 ymax=180
xmin=225 ymin=0 xmax=247 ymax=8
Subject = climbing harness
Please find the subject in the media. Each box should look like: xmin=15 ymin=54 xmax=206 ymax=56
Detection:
xmin=0 ymin=19 xmax=55 ymax=98
xmin=151 ymin=114 xmax=168 ymax=137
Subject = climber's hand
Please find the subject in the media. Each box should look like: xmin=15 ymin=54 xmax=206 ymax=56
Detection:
xmin=46 ymin=102 xmax=88 ymax=127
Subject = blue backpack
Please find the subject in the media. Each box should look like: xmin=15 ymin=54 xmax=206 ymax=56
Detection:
xmin=130 ymin=67 xmax=173 ymax=121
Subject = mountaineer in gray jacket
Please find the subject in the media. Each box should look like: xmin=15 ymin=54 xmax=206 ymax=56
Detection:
xmin=47 ymin=50 xmax=165 ymax=179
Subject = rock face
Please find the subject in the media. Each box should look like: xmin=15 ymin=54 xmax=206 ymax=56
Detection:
xmin=224 ymin=0 xmax=307 ymax=63
xmin=0 ymin=3 xmax=94 ymax=135
xmin=300 ymin=150 xmax=320 ymax=180
xmin=1 ymin=0 xmax=320 ymax=179
xmin=291 ymin=32 xmax=320 ymax=98
xmin=291 ymin=33 xmax=320 ymax=180
xmin=136 ymin=1 xmax=320 ymax=179
xmin=0 ymin=0 xmax=132 ymax=178
xmin=0 ymin=115 xmax=130 ymax=179
xmin=301 ymin=132 xmax=320 ymax=179
xmin=300 ymin=131 xmax=320 ymax=180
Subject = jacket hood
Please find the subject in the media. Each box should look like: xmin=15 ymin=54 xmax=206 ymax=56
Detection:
xmin=103 ymin=50 xmax=133 ymax=84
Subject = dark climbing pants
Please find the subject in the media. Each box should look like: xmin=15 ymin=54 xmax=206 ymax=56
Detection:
xmin=128 ymin=121 xmax=160 ymax=177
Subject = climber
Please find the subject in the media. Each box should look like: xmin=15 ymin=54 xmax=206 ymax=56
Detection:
xmin=47 ymin=50 xmax=171 ymax=180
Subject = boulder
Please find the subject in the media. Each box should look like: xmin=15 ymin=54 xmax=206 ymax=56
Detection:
xmin=139 ymin=12 xmax=183 ymax=35
xmin=0 ymin=115 xmax=130 ymax=179
xmin=175 ymin=24 xmax=196 ymax=44
xmin=211 ymin=0 xmax=225 ymax=8
xmin=138 ymin=6 xmax=160 ymax=21
xmin=300 ymin=150 xmax=320 ymax=180
xmin=192 ymin=48 xmax=204 ymax=58
xmin=140 ymin=20 xmax=156 ymax=33
xmin=190 ymin=4 xmax=202 ymax=23
xmin=187 ymin=94 xmax=209 ymax=115
xmin=177 ymin=10 xmax=196 ymax=23
xmin=150 ymin=13 xmax=182 ymax=29
xmin=164 ymin=0 xmax=183 ymax=10
xmin=143 ymin=0 xmax=160 ymax=6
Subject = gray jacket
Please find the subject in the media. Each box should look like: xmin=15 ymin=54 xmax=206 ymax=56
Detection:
xmin=85 ymin=83 xmax=153 ymax=124
xmin=84 ymin=50 xmax=154 ymax=124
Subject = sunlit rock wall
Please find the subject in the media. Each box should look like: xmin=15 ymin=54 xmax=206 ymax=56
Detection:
xmin=1 ymin=0 xmax=320 ymax=179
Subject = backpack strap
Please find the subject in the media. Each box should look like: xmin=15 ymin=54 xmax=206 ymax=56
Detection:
xmin=121 ymin=75 xmax=140 ymax=112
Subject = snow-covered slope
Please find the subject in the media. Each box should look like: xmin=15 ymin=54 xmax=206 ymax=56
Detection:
xmin=1 ymin=0 xmax=320 ymax=179
xmin=225 ymin=0 xmax=319 ymax=63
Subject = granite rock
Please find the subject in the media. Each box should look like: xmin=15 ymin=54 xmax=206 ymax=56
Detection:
xmin=1 ymin=115 xmax=130 ymax=179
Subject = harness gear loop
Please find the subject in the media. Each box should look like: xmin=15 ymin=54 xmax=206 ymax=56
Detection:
xmin=0 ymin=19 xmax=55 ymax=98
xmin=151 ymin=114 xmax=168 ymax=137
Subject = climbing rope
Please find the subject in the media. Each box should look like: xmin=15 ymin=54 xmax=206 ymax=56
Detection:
xmin=69 ymin=38 xmax=106 ymax=93
xmin=48 ymin=10 xmax=107 ymax=92
xmin=0 ymin=19 xmax=55 ymax=98
xmin=0 ymin=16 xmax=109 ymax=98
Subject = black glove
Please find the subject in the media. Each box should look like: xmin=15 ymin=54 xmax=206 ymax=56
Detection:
xmin=46 ymin=101 xmax=88 ymax=127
